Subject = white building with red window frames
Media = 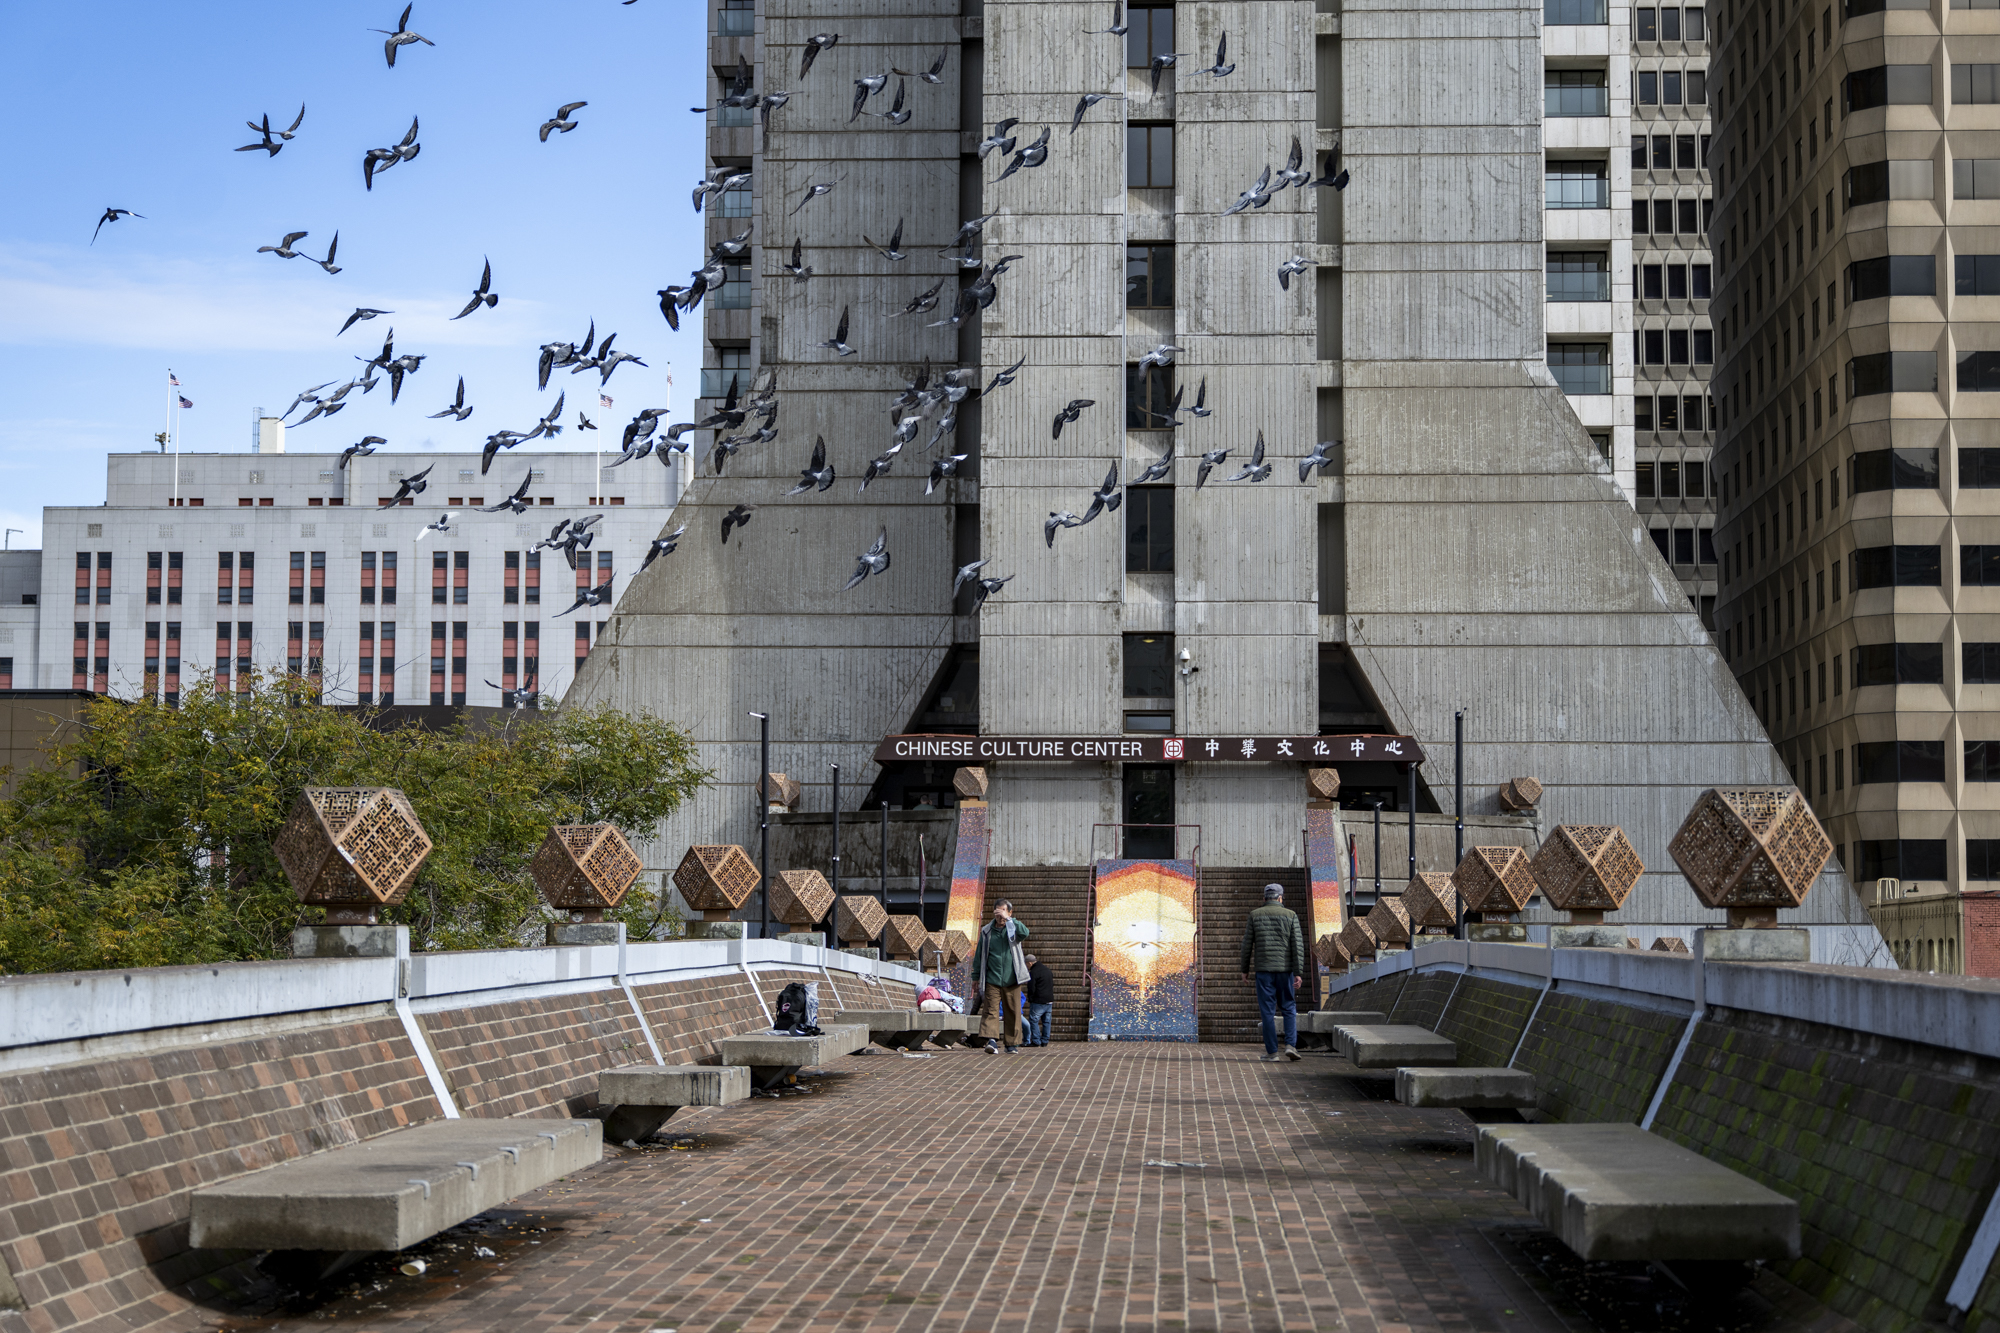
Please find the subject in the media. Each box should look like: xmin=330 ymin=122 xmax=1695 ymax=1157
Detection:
xmin=1 ymin=440 xmax=682 ymax=707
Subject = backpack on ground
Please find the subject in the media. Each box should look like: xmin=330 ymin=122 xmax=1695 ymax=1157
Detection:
xmin=772 ymin=980 xmax=820 ymax=1032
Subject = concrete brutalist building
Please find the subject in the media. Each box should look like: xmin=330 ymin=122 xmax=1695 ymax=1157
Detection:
xmin=572 ymin=0 xmax=1888 ymax=963
xmin=1711 ymin=0 xmax=2000 ymax=972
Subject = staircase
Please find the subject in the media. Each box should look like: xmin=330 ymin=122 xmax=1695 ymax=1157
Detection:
xmin=984 ymin=867 xmax=1093 ymax=1043
xmin=1196 ymin=869 xmax=1310 ymax=1044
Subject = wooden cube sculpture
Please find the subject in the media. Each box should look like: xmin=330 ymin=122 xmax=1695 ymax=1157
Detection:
xmin=1668 ymin=786 xmax=1833 ymax=927
xmin=531 ymin=823 xmax=643 ymax=921
xmin=761 ymin=772 xmax=802 ymax=812
xmin=672 ymin=844 xmax=762 ymax=922
xmin=835 ymin=893 xmax=889 ymax=945
xmin=274 ymin=787 xmax=433 ymax=924
xmin=1315 ymin=933 xmax=1347 ymax=968
xmin=1452 ymin=845 xmax=1537 ymax=918
xmin=768 ymin=868 xmax=835 ymax=930
xmin=1651 ymin=936 xmax=1691 ymax=953
xmin=1498 ymin=776 xmax=1544 ymax=811
xmin=1337 ymin=917 xmax=1377 ymax=961
xmin=1529 ymin=825 xmax=1644 ymax=924
xmin=1365 ymin=895 xmax=1411 ymax=948
xmin=941 ymin=928 xmax=972 ymax=966
xmin=883 ymin=914 xmax=928 ymax=960
xmin=1307 ymin=768 xmax=1341 ymax=802
xmin=953 ymin=766 xmax=988 ymax=801
xmin=1405 ymin=871 xmax=1460 ymax=933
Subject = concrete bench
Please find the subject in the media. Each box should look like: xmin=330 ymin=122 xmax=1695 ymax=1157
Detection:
xmin=599 ymin=1064 xmax=751 ymax=1143
xmin=835 ymin=1008 xmax=978 ymax=1050
xmin=190 ymin=1118 xmax=600 ymax=1281
xmin=1298 ymin=1010 xmax=1389 ymax=1049
xmin=1333 ymin=1023 xmax=1457 ymax=1069
xmin=1476 ymin=1123 xmax=1800 ymax=1263
xmin=1395 ymin=1066 xmax=1536 ymax=1109
xmin=717 ymin=1023 xmax=871 ymax=1088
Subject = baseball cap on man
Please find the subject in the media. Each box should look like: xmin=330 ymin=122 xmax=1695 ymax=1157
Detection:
xmin=1263 ymin=883 xmax=1285 ymax=900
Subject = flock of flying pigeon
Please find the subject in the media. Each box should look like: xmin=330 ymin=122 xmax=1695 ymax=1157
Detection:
xmin=642 ymin=1 xmax=1355 ymax=600
xmin=86 ymin=1 xmax=1355 ymax=625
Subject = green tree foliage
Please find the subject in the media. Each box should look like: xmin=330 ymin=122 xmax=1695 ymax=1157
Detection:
xmin=0 ymin=674 xmax=709 ymax=974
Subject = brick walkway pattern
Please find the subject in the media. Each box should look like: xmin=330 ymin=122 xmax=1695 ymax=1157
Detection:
xmin=209 ymin=1044 xmax=1861 ymax=1333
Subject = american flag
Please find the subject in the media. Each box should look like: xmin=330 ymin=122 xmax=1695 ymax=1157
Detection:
xmin=599 ymin=395 xmax=613 ymax=408
xmin=168 ymin=371 xmax=180 ymax=386
xmin=178 ymin=395 xmax=194 ymax=410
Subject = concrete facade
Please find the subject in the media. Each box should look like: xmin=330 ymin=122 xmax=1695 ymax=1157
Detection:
xmin=1710 ymin=0 xmax=2000 ymax=972
xmin=571 ymin=0 xmax=1887 ymax=958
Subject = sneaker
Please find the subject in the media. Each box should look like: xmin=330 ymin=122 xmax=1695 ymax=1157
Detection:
xmin=1259 ymin=1051 xmax=1282 ymax=1062
xmin=1284 ymin=1046 xmax=1301 ymax=1062
xmin=985 ymin=1040 xmax=1000 ymax=1054
xmin=1006 ymin=1046 xmax=1021 ymax=1054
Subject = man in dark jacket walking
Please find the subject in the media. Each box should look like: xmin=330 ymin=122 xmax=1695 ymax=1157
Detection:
xmin=1240 ymin=883 xmax=1306 ymax=1062
xmin=969 ymin=900 xmax=1031 ymax=1053
xmin=1022 ymin=953 xmax=1054 ymax=1047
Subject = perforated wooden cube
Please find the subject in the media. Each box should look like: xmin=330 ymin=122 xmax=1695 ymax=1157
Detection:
xmin=531 ymin=823 xmax=643 ymax=918
xmin=274 ymin=787 xmax=433 ymax=923
xmin=953 ymin=766 xmax=988 ymax=801
xmin=882 ymin=914 xmax=928 ymax=959
xmin=1651 ymin=936 xmax=1691 ymax=953
xmin=941 ymin=928 xmax=972 ymax=965
xmin=1365 ymin=895 xmax=1411 ymax=946
xmin=835 ymin=893 xmax=889 ymax=944
xmin=1338 ymin=917 xmax=1377 ymax=959
xmin=768 ymin=868 xmax=834 ymax=928
xmin=1529 ymin=825 xmax=1644 ymax=922
xmin=1307 ymin=768 xmax=1341 ymax=802
xmin=1452 ymin=845 xmax=1538 ymax=916
xmin=1668 ymin=786 xmax=1833 ymax=925
xmin=1315 ymin=933 xmax=1346 ymax=967
xmin=1498 ymin=776 xmax=1544 ymax=810
xmin=761 ymin=772 xmax=802 ymax=811
xmin=672 ymin=844 xmax=762 ymax=921
xmin=1405 ymin=871 xmax=1460 ymax=930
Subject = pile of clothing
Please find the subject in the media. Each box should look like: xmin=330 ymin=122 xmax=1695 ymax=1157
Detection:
xmin=917 ymin=975 xmax=962 ymax=1013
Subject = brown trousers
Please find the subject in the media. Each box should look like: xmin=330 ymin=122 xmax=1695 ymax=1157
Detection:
xmin=979 ymin=983 xmax=1025 ymax=1045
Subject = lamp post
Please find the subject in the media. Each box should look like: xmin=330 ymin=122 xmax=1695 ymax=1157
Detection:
xmin=1405 ymin=764 xmax=1416 ymax=885
xmin=1453 ymin=709 xmax=1466 ymax=939
xmin=1371 ymin=797 xmax=1384 ymax=901
xmin=826 ymin=762 xmax=841 ymax=947
xmin=878 ymin=798 xmax=890 ymax=956
xmin=750 ymin=712 xmax=769 ymax=940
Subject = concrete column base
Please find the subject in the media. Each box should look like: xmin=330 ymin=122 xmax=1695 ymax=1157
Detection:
xmin=291 ymin=925 xmax=405 ymax=959
xmin=778 ymin=931 xmax=826 ymax=946
xmin=545 ymin=922 xmax=624 ymax=946
xmin=686 ymin=921 xmax=748 ymax=940
xmin=1550 ymin=924 xmax=1628 ymax=949
xmin=1467 ymin=922 xmax=1528 ymax=943
xmin=840 ymin=946 xmax=880 ymax=960
xmin=1698 ymin=926 xmax=1810 ymax=962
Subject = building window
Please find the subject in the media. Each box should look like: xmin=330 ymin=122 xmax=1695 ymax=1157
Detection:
xmin=290 ymin=551 xmax=305 ymax=604
xmin=713 ymin=261 xmax=751 ymax=310
xmin=1127 ymin=125 xmax=1174 ymax=188
xmin=1844 ymin=65 xmax=1933 ymax=113
xmin=1847 ymin=351 xmax=1937 ymax=397
xmin=1955 ymin=64 xmax=2000 ymax=104
xmin=1960 ymin=352 xmax=2000 ymax=393
xmin=1122 ymin=765 xmax=1175 ymax=859
xmin=1846 ymin=255 xmax=1935 ymax=302
xmin=1545 ymin=0 xmax=1608 ymax=23
xmin=1852 ymin=544 xmax=1942 ymax=588
xmin=454 ymin=549 xmax=470 ymax=605
xmin=1549 ymin=342 xmax=1610 ymax=394
xmin=1123 ymin=633 xmax=1174 ymax=697
xmin=1851 ymin=642 xmax=1945 ymax=686
xmin=1126 ymin=362 xmax=1175 ymax=428
xmin=1126 ymin=244 xmax=1174 ymax=308
xmin=1968 ymin=742 xmax=2000 ymax=781
xmin=1855 ymin=838 xmax=1946 ymax=881
xmin=718 ymin=0 xmax=753 ymax=34
xmin=1126 ymin=487 xmax=1175 ymax=572
xmin=1547 ymin=251 xmax=1610 ymax=301
xmin=1962 ymin=449 xmax=2000 ymax=487
xmin=1955 ymin=159 xmax=2000 ymax=198
xmin=432 ymin=550 xmax=448 ymax=604
xmin=1846 ymin=159 xmax=1934 ymax=209
xmin=1969 ymin=840 xmax=2000 ymax=881
xmin=1126 ymin=5 xmax=1175 ymax=68
xmin=718 ymin=185 xmax=752 ymax=218
xmin=1850 ymin=449 xmax=1939 ymax=492
xmin=1545 ymin=161 xmax=1609 ymax=209
xmin=1546 ymin=69 xmax=1609 ymax=116
xmin=1637 ymin=69 xmax=1658 ymax=104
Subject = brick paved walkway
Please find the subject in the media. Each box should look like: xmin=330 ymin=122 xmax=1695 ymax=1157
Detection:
xmin=208 ymin=1044 xmax=1861 ymax=1333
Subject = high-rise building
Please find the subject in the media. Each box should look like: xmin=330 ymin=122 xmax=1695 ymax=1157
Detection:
xmin=574 ymin=0 xmax=1886 ymax=963
xmin=1711 ymin=0 xmax=1986 ymax=970
xmin=1 ymin=449 xmax=679 ymax=708
xmin=1542 ymin=0 xmax=1719 ymax=616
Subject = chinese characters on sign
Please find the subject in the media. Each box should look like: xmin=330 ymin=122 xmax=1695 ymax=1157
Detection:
xmin=874 ymin=734 xmax=1427 ymax=764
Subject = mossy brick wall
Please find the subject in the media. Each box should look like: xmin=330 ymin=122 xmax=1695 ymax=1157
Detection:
xmin=1390 ymin=971 xmax=1458 ymax=1028
xmin=422 ymin=989 xmax=655 ymax=1119
xmin=1510 ymin=990 xmax=1685 ymax=1124
xmin=1434 ymin=975 xmax=1540 ymax=1068
xmin=0 ymin=1015 xmax=440 ymax=1333
xmin=1654 ymin=1007 xmax=2000 ymax=1333
xmin=1324 ymin=975 xmax=1404 ymax=1014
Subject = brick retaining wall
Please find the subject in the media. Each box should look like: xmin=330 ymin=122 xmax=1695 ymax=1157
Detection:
xmin=1511 ymin=989 xmax=1685 ymax=1124
xmin=1432 ymin=974 xmax=1538 ymax=1068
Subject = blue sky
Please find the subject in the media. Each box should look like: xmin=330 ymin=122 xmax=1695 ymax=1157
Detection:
xmin=0 ymin=0 xmax=707 ymax=547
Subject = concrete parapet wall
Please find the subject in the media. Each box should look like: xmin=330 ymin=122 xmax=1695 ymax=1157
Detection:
xmin=1328 ymin=939 xmax=2000 ymax=1332
xmin=0 ymin=941 xmax=922 ymax=1333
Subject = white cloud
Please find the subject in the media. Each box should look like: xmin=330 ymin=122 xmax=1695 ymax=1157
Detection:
xmin=0 ymin=244 xmax=547 ymax=353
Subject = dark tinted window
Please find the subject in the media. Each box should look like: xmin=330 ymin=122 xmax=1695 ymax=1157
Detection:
xmin=1962 ymin=449 xmax=2000 ymax=487
xmin=1848 ymin=351 xmax=1938 ymax=396
xmin=1850 ymin=448 xmax=1939 ymax=492
xmin=1969 ymin=642 xmax=2000 ymax=682
xmin=1126 ymin=487 xmax=1174 ymax=572
xmin=1126 ymin=244 xmax=1173 ymax=308
xmin=1126 ymin=6 xmax=1174 ymax=66
xmin=1968 ymin=741 xmax=2000 ymax=781
xmin=1965 ymin=545 xmax=2000 ymax=586
xmin=1853 ymin=544 xmax=1941 ymax=588
xmin=1123 ymin=634 xmax=1174 ymax=697
xmin=1969 ymin=839 xmax=2000 ymax=879
xmin=1126 ymin=125 xmax=1174 ymax=187
xmin=1845 ymin=64 xmax=1933 ymax=112
xmin=1955 ymin=64 xmax=2000 ymax=104
xmin=1854 ymin=741 xmax=1947 ymax=783
xmin=1126 ymin=362 xmax=1174 ymax=427
xmin=1962 ymin=352 xmax=2000 ymax=392
xmin=1856 ymin=837 xmax=1947 ymax=879
xmin=1847 ymin=255 xmax=1936 ymax=302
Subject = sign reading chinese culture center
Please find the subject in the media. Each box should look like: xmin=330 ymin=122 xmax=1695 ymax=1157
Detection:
xmin=874 ymin=734 xmax=1426 ymax=764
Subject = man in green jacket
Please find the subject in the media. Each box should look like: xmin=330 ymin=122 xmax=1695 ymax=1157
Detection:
xmin=969 ymin=899 xmax=1031 ymax=1054
xmin=1240 ymin=884 xmax=1306 ymax=1062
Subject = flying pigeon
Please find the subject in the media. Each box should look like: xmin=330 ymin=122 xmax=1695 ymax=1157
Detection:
xmin=428 ymin=376 xmax=473 ymax=421
xmin=720 ymin=503 xmax=757 ymax=544
xmin=1278 ymin=255 xmax=1312 ymax=290
xmin=1195 ymin=445 xmax=1230 ymax=489
xmin=479 ymin=471 xmax=535 ymax=514
xmin=371 ymin=4 xmax=433 ymax=66
xmin=415 ymin=510 xmax=458 ymax=541
xmin=799 ymin=33 xmax=839 ymax=79
xmin=1044 ymin=511 xmax=1086 ymax=547
xmin=639 ymin=524 xmax=689 ymax=572
xmin=339 ymin=307 xmax=392 ymax=336
xmin=1225 ymin=431 xmax=1271 ymax=482
xmin=843 ymin=526 xmax=891 ymax=590
xmin=389 ymin=465 xmax=433 ymax=503
xmin=451 ymin=259 xmax=498 ymax=319
xmin=1051 ymin=398 xmax=1096 ymax=440
xmin=1080 ymin=462 xmax=1123 ymax=522
xmin=1299 ymin=439 xmax=1338 ymax=482
xmin=539 ymin=102 xmax=587 ymax=141
xmin=90 ymin=208 xmax=143 ymax=244
xmin=788 ymin=436 xmax=837 ymax=494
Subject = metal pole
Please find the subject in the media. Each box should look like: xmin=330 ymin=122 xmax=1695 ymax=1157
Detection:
xmin=1405 ymin=764 xmax=1417 ymax=887
xmin=879 ymin=798 xmax=890 ymax=956
xmin=1371 ymin=799 xmax=1383 ymax=899
xmin=1454 ymin=710 xmax=1466 ymax=939
xmin=752 ymin=712 xmax=769 ymax=940
xmin=828 ymin=763 xmax=841 ymax=946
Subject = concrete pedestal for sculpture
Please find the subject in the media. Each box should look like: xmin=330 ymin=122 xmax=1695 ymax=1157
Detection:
xmin=1669 ymin=787 xmax=1831 ymax=963
xmin=545 ymin=922 xmax=624 ymax=946
xmin=1530 ymin=826 xmax=1643 ymax=948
